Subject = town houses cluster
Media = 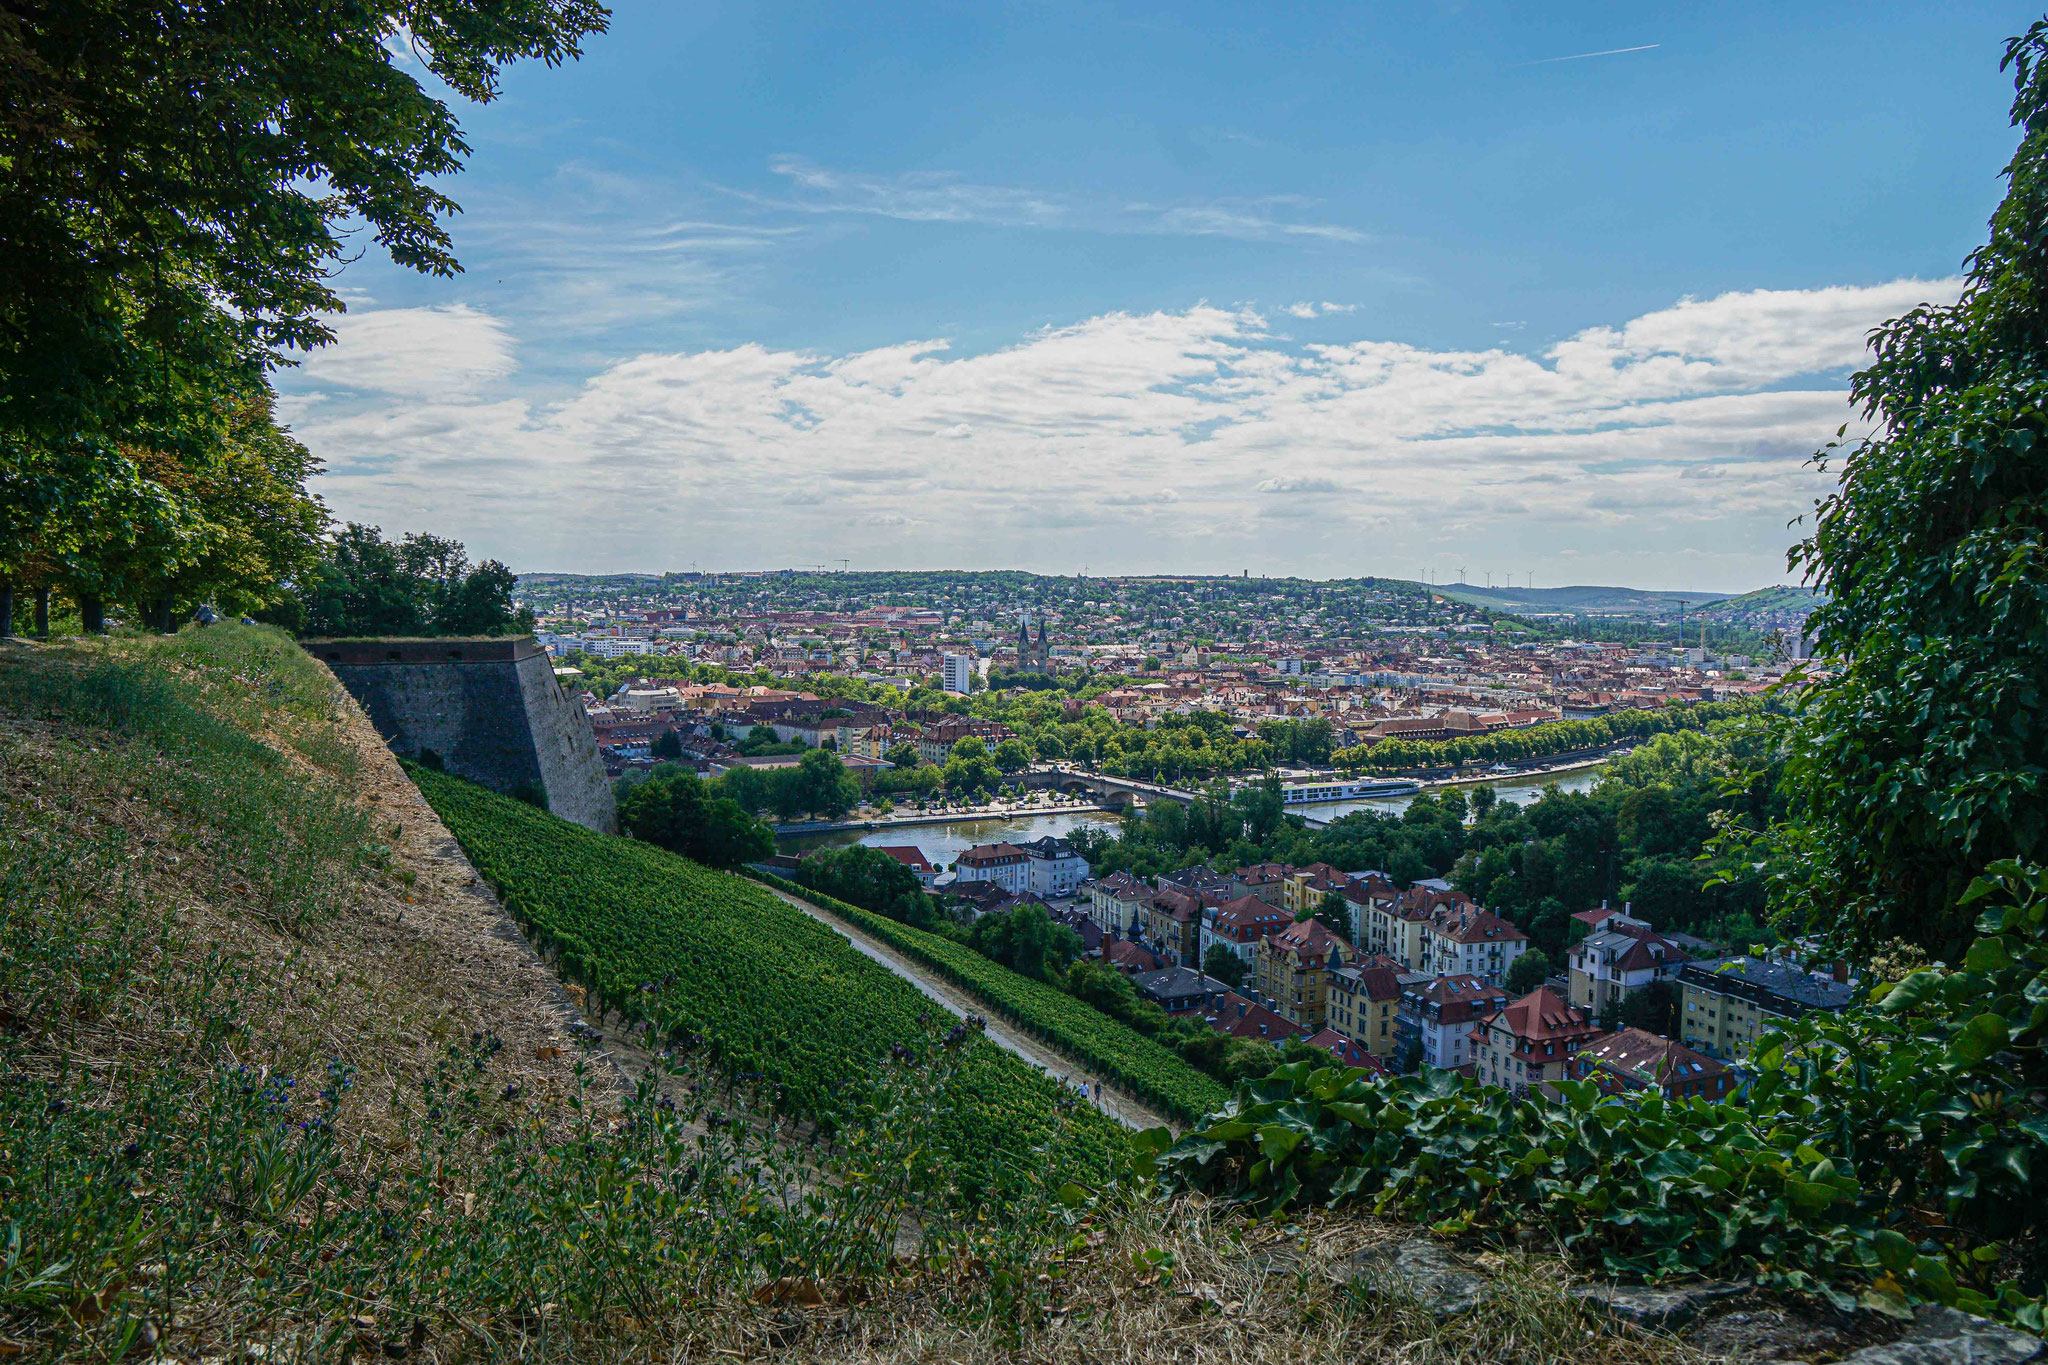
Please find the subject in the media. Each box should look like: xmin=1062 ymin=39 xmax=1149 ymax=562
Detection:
xmin=874 ymin=846 xmax=1861 ymax=1102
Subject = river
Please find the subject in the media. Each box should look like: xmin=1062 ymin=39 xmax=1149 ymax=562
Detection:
xmin=1299 ymin=765 xmax=1605 ymax=823
xmin=777 ymin=765 xmax=1608 ymax=859
xmin=777 ymin=809 xmax=1121 ymax=861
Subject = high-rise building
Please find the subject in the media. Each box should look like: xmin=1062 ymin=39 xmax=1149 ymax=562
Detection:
xmin=942 ymin=653 xmax=975 ymax=694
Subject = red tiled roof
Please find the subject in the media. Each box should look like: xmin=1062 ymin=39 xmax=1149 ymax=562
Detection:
xmin=1331 ymin=965 xmax=1405 ymax=1001
xmin=959 ymin=843 xmax=1026 ymax=865
xmin=871 ymin=844 xmax=934 ymax=873
xmin=1214 ymin=893 xmax=1292 ymax=932
xmin=1428 ymin=905 xmax=1529 ymax=946
xmin=1267 ymin=915 xmax=1347 ymax=965
xmin=1485 ymin=987 xmax=1600 ymax=1046
xmin=1204 ymin=992 xmax=1306 ymax=1042
xmin=1103 ymin=938 xmax=1163 ymax=973
xmin=1574 ymin=1027 xmax=1727 ymax=1092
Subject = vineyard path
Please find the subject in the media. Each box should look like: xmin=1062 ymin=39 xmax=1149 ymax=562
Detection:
xmin=755 ymin=881 xmax=1176 ymax=1133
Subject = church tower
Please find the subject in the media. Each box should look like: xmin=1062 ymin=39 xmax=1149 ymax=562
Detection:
xmin=1016 ymin=611 xmax=1050 ymax=673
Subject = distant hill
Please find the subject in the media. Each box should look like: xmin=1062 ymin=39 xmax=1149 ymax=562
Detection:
xmin=1688 ymin=585 xmax=1825 ymax=623
xmin=1421 ymin=582 xmax=1735 ymax=618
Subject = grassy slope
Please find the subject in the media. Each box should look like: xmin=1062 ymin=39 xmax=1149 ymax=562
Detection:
xmin=411 ymin=765 xmax=1130 ymax=1187
xmin=1689 ymin=585 xmax=1825 ymax=618
xmin=0 ymin=627 xmax=1110 ymax=1357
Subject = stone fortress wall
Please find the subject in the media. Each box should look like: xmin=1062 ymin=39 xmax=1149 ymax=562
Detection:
xmin=306 ymin=636 xmax=616 ymax=833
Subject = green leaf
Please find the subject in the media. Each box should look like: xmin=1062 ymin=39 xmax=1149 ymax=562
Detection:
xmin=1872 ymin=1228 xmax=1915 ymax=1272
xmin=1879 ymin=970 xmax=1943 ymax=1014
xmin=1945 ymin=1013 xmax=2010 ymax=1070
xmin=1963 ymin=938 xmax=2013 ymax=972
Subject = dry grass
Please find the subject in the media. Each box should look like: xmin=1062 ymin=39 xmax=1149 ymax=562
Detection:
xmin=613 ymin=1203 xmax=1712 ymax=1365
xmin=0 ymin=631 xmax=609 ymax=1143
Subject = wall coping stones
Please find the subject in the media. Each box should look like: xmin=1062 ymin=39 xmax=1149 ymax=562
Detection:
xmin=303 ymin=637 xmax=542 ymax=666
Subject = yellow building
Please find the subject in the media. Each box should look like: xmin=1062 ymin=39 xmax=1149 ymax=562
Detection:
xmin=1677 ymin=956 xmax=1857 ymax=1061
xmin=1325 ymin=963 xmax=1405 ymax=1057
xmin=1281 ymin=863 xmax=1345 ymax=917
xmin=1254 ymin=917 xmax=1351 ymax=1030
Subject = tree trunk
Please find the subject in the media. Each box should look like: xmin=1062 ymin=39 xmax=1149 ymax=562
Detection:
xmin=33 ymin=588 xmax=49 ymax=637
xmin=149 ymin=597 xmax=175 ymax=634
xmin=80 ymin=594 xmax=104 ymax=634
xmin=0 ymin=577 xmax=13 ymax=638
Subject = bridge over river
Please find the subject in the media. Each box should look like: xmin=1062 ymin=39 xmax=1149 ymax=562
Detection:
xmin=1017 ymin=767 xmax=1417 ymax=826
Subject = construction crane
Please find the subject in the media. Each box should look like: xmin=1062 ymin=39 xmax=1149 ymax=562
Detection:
xmin=836 ymin=558 xmax=850 ymax=572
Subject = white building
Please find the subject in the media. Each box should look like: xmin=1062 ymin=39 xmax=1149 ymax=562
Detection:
xmin=583 ymin=637 xmax=655 ymax=659
xmin=1421 ymin=906 xmax=1529 ymax=986
xmin=953 ymin=843 xmax=1029 ymax=893
xmin=941 ymin=653 xmax=976 ymax=694
xmin=1018 ymin=836 xmax=1090 ymax=898
xmin=1394 ymin=976 xmax=1510 ymax=1072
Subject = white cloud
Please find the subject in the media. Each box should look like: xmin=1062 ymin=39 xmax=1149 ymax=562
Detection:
xmin=1282 ymin=303 xmax=1320 ymax=318
xmin=296 ymin=304 xmax=515 ymax=399
xmin=288 ymin=277 xmax=1963 ymax=581
xmin=740 ymin=158 xmax=1367 ymax=244
xmin=1257 ymin=476 xmax=1344 ymax=493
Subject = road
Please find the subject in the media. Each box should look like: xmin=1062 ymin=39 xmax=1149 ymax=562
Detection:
xmin=753 ymin=880 xmax=1177 ymax=1133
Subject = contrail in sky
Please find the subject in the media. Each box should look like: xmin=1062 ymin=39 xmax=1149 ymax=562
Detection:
xmin=1518 ymin=44 xmax=1659 ymax=67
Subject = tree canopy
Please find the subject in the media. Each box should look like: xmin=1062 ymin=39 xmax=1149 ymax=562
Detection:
xmin=1776 ymin=21 xmax=2048 ymax=956
xmin=617 ymin=771 xmax=773 ymax=870
xmin=0 ymin=1 xmax=607 ymax=630
xmin=278 ymin=524 xmax=532 ymax=638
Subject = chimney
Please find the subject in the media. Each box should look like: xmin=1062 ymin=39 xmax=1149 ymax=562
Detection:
xmin=1831 ymin=959 xmax=1849 ymax=984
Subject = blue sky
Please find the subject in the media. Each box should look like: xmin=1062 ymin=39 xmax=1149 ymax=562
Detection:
xmin=281 ymin=1 xmax=2022 ymax=588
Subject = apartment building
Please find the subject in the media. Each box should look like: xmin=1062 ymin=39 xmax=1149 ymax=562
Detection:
xmin=1394 ymin=976 xmax=1509 ymax=1072
xmin=1199 ymin=893 xmax=1294 ymax=972
xmin=1423 ymin=905 xmax=1528 ymax=984
xmin=1017 ymin=836 xmax=1090 ymax=897
xmin=1677 ymin=956 xmax=1857 ymax=1060
xmin=1086 ymin=872 xmax=1152 ymax=934
xmin=1324 ymin=963 xmax=1406 ymax=1058
xmin=1254 ymin=917 xmax=1351 ymax=1030
xmin=953 ymin=842 xmax=1029 ymax=894
xmin=1473 ymin=987 xmax=1602 ymax=1093
xmin=1568 ymin=913 xmax=1691 ymax=1013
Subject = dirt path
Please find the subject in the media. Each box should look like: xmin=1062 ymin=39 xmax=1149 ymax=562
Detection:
xmin=754 ymin=881 xmax=1176 ymax=1132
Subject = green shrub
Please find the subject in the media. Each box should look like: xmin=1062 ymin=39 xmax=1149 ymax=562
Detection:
xmin=1143 ymin=859 xmax=2048 ymax=1329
